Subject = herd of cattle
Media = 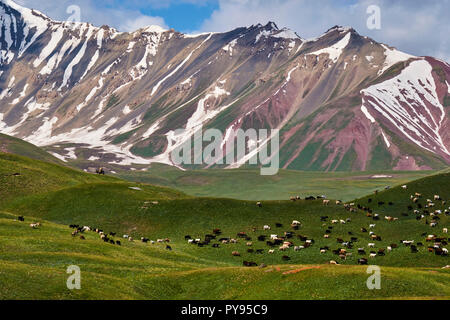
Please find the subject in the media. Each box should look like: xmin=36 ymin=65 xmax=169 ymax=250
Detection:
xmin=18 ymin=184 xmax=449 ymax=268
xmin=182 ymin=186 xmax=449 ymax=267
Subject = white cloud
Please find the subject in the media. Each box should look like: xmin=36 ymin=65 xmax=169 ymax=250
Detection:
xmin=13 ymin=0 xmax=168 ymax=32
xmin=119 ymin=15 xmax=168 ymax=32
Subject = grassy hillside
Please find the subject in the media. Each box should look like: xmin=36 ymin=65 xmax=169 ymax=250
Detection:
xmin=0 ymin=153 xmax=448 ymax=299
xmin=0 ymin=152 xmax=120 ymax=201
xmin=1 ymin=212 xmax=449 ymax=300
xmin=115 ymin=164 xmax=433 ymax=201
xmin=0 ymin=134 xmax=64 ymax=165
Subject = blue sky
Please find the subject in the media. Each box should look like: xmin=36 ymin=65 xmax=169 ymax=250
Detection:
xmin=141 ymin=1 xmax=219 ymax=33
xmin=13 ymin=0 xmax=450 ymax=62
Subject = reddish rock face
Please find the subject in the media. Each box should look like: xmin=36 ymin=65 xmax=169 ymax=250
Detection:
xmin=0 ymin=1 xmax=449 ymax=171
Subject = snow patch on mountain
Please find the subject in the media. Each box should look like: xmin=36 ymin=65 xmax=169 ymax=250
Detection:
xmin=33 ymin=26 xmax=64 ymax=68
xmin=223 ymin=39 xmax=237 ymax=56
xmin=361 ymin=105 xmax=376 ymax=123
xmin=362 ymin=59 xmax=449 ymax=156
xmin=381 ymin=130 xmax=391 ymax=148
xmin=151 ymin=33 xmax=213 ymax=96
xmin=308 ymin=32 xmax=351 ymax=63
xmin=378 ymin=44 xmax=415 ymax=75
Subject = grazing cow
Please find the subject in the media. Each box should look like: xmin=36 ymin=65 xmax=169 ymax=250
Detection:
xmin=329 ymin=260 xmax=339 ymax=265
xmin=116 ymin=240 xmax=121 ymax=246
xmin=237 ymin=232 xmax=247 ymax=238
xmin=270 ymin=234 xmax=278 ymax=240
xmin=444 ymin=228 xmax=448 ymax=234
xmin=232 ymin=251 xmax=240 ymax=256
xmin=284 ymin=232 xmax=294 ymax=238
xmin=268 ymin=249 xmax=275 ymax=254
xmin=18 ymin=216 xmax=24 ymax=222
xmin=256 ymin=202 xmax=262 ymax=207
xmin=323 ymin=200 xmax=330 ymax=206
xmin=336 ymin=200 xmax=342 ymax=205
xmin=257 ymin=235 xmax=266 ymax=241
xmin=331 ymin=220 xmax=339 ymax=224
xmin=368 ymin=243 xmax=375 ymax=248
xmin=358 ymin=258 xmax=368 ymax=265
xmin=246 ymin=242 xmax=253 ymax=246
xmin=402 ymin=185 xmax=407 ymax=189
xmin=123 ymin=234 xmax=129 ymax=239
xmin=369 ymin=253 xmax=377 ymax=258
xmin=141 ymin=237 xmax=150 ymax=243
xmin=185 ymin=235 xmax=192 ymax=240
xmin=166 ymin=245 xmax=172 ymax=251
xmin=263 ymin=225 xmax=271 ymax=231
xmin=434 ymin=195 xmax=441 ymax=201
xmin=292 ymin=220 xmax=301 ymax=226
xmin=30 ymin=223 xmax=40 ymax=229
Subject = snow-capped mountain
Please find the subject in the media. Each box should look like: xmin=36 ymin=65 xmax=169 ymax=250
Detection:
xmin=1 ymin=0 xmax=449 ymax=171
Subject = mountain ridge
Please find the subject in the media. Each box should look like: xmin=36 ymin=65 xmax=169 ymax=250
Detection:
xmin=0 ymin=0 xmax=449 ymax=171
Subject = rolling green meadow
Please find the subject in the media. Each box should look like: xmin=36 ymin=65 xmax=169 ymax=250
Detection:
xmin=0 ymin=150 xmax=449 ymax=300
xmin=114 ymin=164 xmax=435 ymax=202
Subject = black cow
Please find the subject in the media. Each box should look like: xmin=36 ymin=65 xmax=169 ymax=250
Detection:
xmin=358 ymin=258 xmax=368 ymax=265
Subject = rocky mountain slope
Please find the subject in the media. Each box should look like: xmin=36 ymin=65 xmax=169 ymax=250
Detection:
xmin=1 ymin=0 xmax=449 ymax=171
